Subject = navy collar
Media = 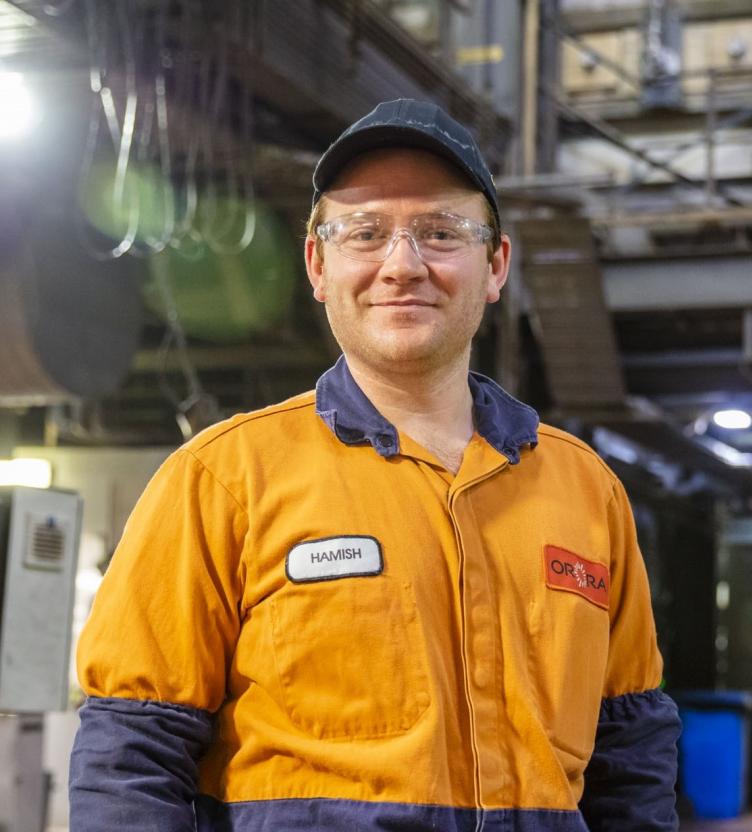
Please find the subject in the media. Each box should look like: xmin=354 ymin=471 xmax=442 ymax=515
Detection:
xmin=315 ymin=356 xmax=539 ymax=464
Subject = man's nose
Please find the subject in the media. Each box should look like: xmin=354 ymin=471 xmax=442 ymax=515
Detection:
xmin=379 ymin=230 xmax=427 ymax=281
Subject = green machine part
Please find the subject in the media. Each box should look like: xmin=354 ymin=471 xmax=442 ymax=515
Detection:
xmin=79 ymin=160 xmax=297 ymax=342
xmin=145 ymin=199 xmax=297 ymax=343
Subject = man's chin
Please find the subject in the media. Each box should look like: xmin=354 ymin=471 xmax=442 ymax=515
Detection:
xmin=360 ymin=336 xmax=447 ymax=369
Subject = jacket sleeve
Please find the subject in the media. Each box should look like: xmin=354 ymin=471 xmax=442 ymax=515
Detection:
xmin=69 ymin=449 xmax=249 ymax=830
xmin=69 ymin=697 xmax=213 ymax=831
xmin=579 ymin=478 xmax=681 ymax=831
xmin=579 ymin=689 xmax=681 ymax=831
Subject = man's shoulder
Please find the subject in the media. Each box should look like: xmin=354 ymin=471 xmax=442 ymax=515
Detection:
xmin=182 ymin=390 xmax=317 ymax=455
xmin=535 ymin=422 xmax=617 ymax=484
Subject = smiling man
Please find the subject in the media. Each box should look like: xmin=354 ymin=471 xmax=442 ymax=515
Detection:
xmin=306 ymin=147 xmax=509 ymax=473
xmin=70 ymin=99 xmax=680 ymax=832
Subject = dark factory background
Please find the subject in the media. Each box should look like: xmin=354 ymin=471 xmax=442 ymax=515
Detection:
xmin=0 ymin=1 xmax=750 ymax=830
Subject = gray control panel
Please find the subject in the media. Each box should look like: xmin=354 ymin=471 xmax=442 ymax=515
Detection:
xmin=0 ymin=487 xmax=82 ymax=712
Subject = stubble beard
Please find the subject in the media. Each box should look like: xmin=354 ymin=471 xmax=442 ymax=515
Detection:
xmin=321 ymin=272 xmax=488 ymax=377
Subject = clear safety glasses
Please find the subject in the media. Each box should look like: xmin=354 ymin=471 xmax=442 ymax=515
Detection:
xmin=315 ymin=212 xmax=493 ymax=263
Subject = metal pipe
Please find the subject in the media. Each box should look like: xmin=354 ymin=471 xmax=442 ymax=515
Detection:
xmin=706 ymin=68 xmax=718 ymax=205
xmin=496 ymin=172 xmax=615 ymax=189
xmin=522 ymin=0 xmax=539 ymax=177
xmin=592 ymin=206 xmax=752 ymax=227
xmin=743 ymin=309 xmax=752 ymax=365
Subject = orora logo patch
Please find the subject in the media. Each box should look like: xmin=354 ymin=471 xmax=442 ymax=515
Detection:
xmin=544 ymin=544 xmax=610 ymax=610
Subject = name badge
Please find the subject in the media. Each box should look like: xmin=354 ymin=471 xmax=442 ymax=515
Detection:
xmin=286 ymin=535 xmax=383 ymax=583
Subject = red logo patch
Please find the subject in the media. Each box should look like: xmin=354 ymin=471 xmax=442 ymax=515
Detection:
xmin=544 ymin=545 xmax=610 ymax=610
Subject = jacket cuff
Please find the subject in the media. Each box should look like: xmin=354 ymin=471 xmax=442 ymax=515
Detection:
xmin=579 ymin=688 xmax=681 ymax=832
xmin=69 ymin=695 xmax=213 ymax=832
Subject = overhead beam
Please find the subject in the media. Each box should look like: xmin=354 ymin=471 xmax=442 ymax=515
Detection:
xmin=593 ymin=206 xmax=752 ymax=228
xmin=551 ymin=405 xmax=752 ymax=493
xmin=132 ymin=343 xmax=330 ymax=373
xmin=548 ymin=86 xmax=747 ymax=207
xmin=603 ymin=257 xmax=752 ymax=310
xmin=561 ymin=0 xmax=752 ymax=34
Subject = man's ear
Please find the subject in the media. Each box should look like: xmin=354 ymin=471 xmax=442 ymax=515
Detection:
xmin=485 ymin=234 xmax=512 ymax=304
xmin=305 ymin=236 xmax=326 ymax=302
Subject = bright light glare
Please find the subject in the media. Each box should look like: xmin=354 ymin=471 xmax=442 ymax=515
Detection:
xmin=713 ymin=409 xmax=752 ymax=430
xmin=0 ymin=72 xmax=37 ymax=139
xmin=716 ymin=581 xmax=731 ymax=611
xmin=76 ymin=567 xmax=104 ymax=594
xmin=0 ymin=458 xmax=52 ymax=488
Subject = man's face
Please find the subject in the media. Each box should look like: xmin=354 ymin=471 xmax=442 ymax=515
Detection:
xmin=305 ymin=148 xmax=510 ymax=376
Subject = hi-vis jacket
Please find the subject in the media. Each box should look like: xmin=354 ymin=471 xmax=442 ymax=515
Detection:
xmin=70 ymin=357 xmax=680 ymax=832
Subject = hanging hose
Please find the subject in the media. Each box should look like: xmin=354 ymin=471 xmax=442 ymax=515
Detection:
xmin=153 ymin=264 xmax=221 ymax=439
xmin=76 ymin=0 xmax=256 ymax=260
xmin=77 ymin=0 xmax=139 ymax=259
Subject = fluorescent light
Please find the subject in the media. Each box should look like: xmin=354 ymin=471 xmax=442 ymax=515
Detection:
xmin=716 ymin=581 xmax=730 ymax=611
xmin=0 ymin=458 xmax=52 ymax=488
xmin=713 ymin=409 xmax=752 ymax=430
xmin=0 ymin=72 xmax=38 ymax=139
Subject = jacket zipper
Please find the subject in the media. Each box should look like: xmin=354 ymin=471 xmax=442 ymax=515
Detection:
xmin=448 ymin=459 xmax=509 ymax=832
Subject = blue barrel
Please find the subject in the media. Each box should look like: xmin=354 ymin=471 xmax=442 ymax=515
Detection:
xmin=676 ymin=690 xmax=752 ymax=820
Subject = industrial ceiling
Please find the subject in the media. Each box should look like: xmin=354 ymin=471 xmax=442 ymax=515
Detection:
xmin=0 ymin=0 xmax=750 ymax=496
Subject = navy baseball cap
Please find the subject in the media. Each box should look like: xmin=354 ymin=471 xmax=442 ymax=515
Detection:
xmin=312 ymin=98 xmax=500 ymax=230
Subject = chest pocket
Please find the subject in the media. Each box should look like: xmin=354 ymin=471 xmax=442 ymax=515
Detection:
xmin=528 ymin=588 xmax=610 ymax=765
xmin=270 ymin=574 xmax=431 ymax=740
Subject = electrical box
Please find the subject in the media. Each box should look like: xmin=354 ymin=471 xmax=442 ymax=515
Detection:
xmin=683 ymin=19 xmax=752 ymax=98
xmin=561 ymin=29 xmax=641 ymax=99
xmin=0 ymin=487 xmax=82 ymax=712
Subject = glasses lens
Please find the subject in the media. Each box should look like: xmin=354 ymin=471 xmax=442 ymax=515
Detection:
xmin=413 ymin=215 xmax=476 ymax=256
xmin=321 ymin=213 xmax=487 ymax=262
xmin=330 ymin=214 xmax=391 ymax=259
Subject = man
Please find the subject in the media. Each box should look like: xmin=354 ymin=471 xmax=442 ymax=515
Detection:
xmin=70 ymin=99 xmax=680 ymax=831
